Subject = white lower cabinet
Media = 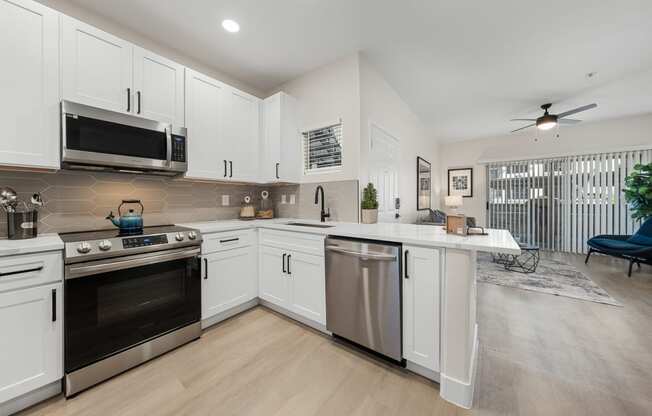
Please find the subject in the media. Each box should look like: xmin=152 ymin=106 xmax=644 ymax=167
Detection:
xmin=287 ymin=251 xmax=326 ymax=325
xmin=202 ymin=246 xmax=257 ymax=320
xmin=0 ymin=282 xmax=62 ymax=404
xmin=259 ymin=239 xmax=326 ymax=326
xmin=402 ymin=245 xmax=441 ymax=372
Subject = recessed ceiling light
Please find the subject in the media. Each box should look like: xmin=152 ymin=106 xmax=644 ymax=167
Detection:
xmin=222 ymin=19 xmax=240 ymax=33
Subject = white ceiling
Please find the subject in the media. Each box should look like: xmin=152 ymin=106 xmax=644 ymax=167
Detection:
xmin=63 ymin=0 xmax=652 ymax=142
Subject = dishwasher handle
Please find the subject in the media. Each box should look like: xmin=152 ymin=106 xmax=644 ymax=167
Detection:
xmin=325 ymin=245 xmax=397 ymax=261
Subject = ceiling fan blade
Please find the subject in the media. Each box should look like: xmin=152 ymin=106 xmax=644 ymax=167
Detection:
xmin=511 ymin=123 xmax=535 ymax=133
xmin=510 ymin=118 xmax=537 ymax=122
xmin=556 ymin=103 xmax=597 ymax=118
xmin=558 ymin=118 xmax=581 ymax=125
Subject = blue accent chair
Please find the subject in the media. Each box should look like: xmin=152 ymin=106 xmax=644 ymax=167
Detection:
xmin=585 ymin=217 xmax=652 ymax=277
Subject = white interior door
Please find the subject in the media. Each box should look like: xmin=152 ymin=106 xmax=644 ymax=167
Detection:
xmin=369 ymin=124 xmax=400 ymax=222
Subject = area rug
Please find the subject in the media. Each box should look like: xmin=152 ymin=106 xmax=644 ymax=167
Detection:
xmin=477 ymin=254 xmax=623 ymax=306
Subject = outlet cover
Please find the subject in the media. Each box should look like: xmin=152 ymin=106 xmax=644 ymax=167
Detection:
xmin=222 ymin=195 xmax=230 ymax=206
xmin=289 ymin=194 xmax=296 ymax=204
xmin=281 ymin=194 xmax=287 ymax=204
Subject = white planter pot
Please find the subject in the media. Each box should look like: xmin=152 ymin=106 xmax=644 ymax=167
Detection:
xmin=361 ymin=209 xmax=378 ymax=224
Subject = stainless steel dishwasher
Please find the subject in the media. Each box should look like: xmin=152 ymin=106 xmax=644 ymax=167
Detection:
xmin=325 ymin=237 xmax=402 ymax=362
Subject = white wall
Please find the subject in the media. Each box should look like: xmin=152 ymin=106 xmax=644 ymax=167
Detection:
xmin=359 ymin=55 xmax=440 ymax=223
xmin=37 ymin=0 xmax=264 ymax=97
xmin=439 ymin=113 xmax=652 ymax=224
xmin=271 ymin=54 xmax=361 ymax=184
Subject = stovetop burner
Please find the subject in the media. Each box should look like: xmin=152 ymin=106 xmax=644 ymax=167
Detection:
xmin=60 ymin=225 xmax=202 ymax=264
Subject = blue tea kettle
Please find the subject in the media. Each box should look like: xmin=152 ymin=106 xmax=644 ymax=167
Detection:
xmin=106 ymin=200 xmax=144 ymax=235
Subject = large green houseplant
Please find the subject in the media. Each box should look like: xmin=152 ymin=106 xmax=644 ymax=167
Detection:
xmin=361 ymin=183 xmax=379 ymax=224
xmin=623 ymin=162 xmax=652 ymax=221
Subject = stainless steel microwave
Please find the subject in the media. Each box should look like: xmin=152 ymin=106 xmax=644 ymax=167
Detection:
xmin=61 ymin=100 xmax=187 ymax=176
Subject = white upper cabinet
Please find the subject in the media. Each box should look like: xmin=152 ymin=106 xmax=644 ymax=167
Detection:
xmin=185 ymin=69 xmax=228 ymax=180
xmin=0 ymin=0 xmax=59 ymax=169
xmin=61 ymin=16 xmax=185 ymax=126
xmin=261 ymin=92 xmax=301 ymax=183
xmin=402 ymin=245 xmax=441 ymax=372
xmin=133 ymin=47 xmax=185 ymax=126
xmin=61 ymin=15 xmax=133 ymax=114
xmin=224 ymin=87 xmax=260 ymax=182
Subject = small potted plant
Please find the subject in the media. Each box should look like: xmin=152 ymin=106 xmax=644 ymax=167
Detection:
xmin=361 ymin=183 xmax=379 ymax=224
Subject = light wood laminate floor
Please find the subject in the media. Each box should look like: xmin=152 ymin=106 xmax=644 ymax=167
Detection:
xmin=20 ymin=254 xmax=652 ymax=416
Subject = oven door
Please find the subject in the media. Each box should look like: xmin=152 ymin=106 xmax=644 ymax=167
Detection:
xmin=61 ymin=100 xmax=187 ymax=174
xmin=64 ymin=247 xmax=201 ymax=373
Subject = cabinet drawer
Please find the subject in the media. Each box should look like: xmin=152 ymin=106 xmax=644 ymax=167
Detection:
xmin=0 ymin=252 xmax=63 ymax=293
xmin=202 ymin=229 xmax=255 ymax=254
xmin=259 ymin=229 xmax=325 ymax=257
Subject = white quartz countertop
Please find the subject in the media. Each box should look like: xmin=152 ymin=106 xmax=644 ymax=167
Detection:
xmin=180 ymin=219 xmax=521 ymax=254
xmin=0 ymin=233 xmax=64 ymax=257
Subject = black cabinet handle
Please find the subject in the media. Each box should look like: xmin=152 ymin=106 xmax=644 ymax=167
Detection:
xmin=219 ymin=238 xmax=239 ymax=243
xmin=229 ymin=161 xmax=233 ymax=178
xmin=51 ymin=288 xmax=57 ymax=322
xmin=127 ymin=88 xmax=131 ymax=112
xmin=137 ymin=91 xmax=141 ymax=114
xmin=404 ymin=250 xmax=409 ymax=279
xmin=0 ymin=266 xmax=43 ymax=277
xmin=203 ymin=258 xmax=208 ymax=279
xmin=223 ymin=160 xmax=227 ymax=177
xmin=282 ymin=253 xmax=286 ymax=274
xmin=287 ymin=254 xmax=291 ymax=275
xmin=276 ymin=163 xmax=280 ymax=179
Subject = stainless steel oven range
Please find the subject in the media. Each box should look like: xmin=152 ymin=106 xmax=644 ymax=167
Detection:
xmin=60 ymin=225 xmax=202 ymax=397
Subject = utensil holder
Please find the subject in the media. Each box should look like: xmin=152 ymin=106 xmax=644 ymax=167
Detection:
xmin=7 ymin=210 xmax=38 ymax=240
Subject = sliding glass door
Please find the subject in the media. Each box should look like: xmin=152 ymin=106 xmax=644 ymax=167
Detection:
xmin=487 ymin=149 xmax=652 ymax=253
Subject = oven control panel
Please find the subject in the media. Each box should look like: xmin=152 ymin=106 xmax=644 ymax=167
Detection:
xmin=122 ymin=234 xmax=168 ymax=249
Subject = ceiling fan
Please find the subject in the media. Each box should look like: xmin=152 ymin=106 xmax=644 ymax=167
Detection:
xmin=510 ymin=102 xmax=597 ymax=133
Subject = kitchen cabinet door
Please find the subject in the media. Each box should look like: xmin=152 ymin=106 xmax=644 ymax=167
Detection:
xmin=0 ymin=282 xmax=62 ymax=403
xmin=261 ymin=92 xmax=301 ymax=183
xmin=185 ymin=69 xmax=229 ymax=180
xmin=61 ymin=15 xmax=133 ymax=113
xmin=0 ymin=0 xmax=59 ymax=169
xmin=258 ymin=245 xmax=289 ymax=308
xmin=202 ymin=247 xmax=256 ymax=320
xmin=402 ymin=245 xmax=441 ymax=371
xmin=287 ymin=251 xmax=325 ymax=325
xmin=133 ymin=47 xmax=185 ymax=126
xmin=225 ymin=87 xmax=260 ymax=182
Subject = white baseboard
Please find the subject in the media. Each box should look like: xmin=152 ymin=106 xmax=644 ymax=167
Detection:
xmin=406 ymin=361 xmax=441 ymax=383
xmin=0 ymin=380 xmax=61 ymax=415
xmin=259 ymin=299 xmax=329 ymax=334
xmin=440 ymin=323 xmax=478 ymax=409
xmin=201 ymin=298 xmax=259 ymax=329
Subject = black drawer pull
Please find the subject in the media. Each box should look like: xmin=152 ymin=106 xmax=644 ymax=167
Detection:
xmin=137 ymin=91 xmax=141 ymax=114
xmin=224 ymin=160 xmax=227 ymax=177
xmin=282 ymin=253 xmax=286 ymax=273
xmin=0 ymin=266 xmax=43 ymax=277
xmin=287 ymin=254 xmax=291 ymax=275
xmin=127 ymin=88 xmax=131 ymax=112
xmin=51 ymin=288 xmax=57 ymax=322
xmin=229 ymin=161 xmax=233 ymax=178
xmin=276 ymin=163 xmax=280 ymax=179
xmin=219 ymin=238 xmax=239 ymax=243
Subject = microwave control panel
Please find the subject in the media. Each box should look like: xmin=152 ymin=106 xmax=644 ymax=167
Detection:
xmin=171 ymin=135 xmax=186 ymax=163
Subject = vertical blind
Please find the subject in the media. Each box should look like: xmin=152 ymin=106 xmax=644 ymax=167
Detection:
xmin=487 ymin=149 xmax=652 ymax=253
xmin=302 ymin=121 xmax=343 ymax=172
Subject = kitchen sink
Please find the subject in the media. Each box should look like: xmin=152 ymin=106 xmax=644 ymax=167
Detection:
xmin=285 ymin=222 xmax=335 ymax=228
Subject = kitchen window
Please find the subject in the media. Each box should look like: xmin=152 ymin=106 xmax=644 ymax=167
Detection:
xmin=302 ymin=121 xmax=343 ymax=173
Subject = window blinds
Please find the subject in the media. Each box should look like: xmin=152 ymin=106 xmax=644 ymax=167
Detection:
xmin=487 ymin=149 xmax=652 ymax=253
xmin=302 ymin=121 xmax=343 ymax=172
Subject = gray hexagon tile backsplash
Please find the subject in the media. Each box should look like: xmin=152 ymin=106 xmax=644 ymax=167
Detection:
xmin=0 ymin=170 xmax=273 ymax=237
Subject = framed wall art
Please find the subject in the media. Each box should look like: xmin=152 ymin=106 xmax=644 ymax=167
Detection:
xmin=448 ymin=168 xmax=473 ymax=198
xmin=417 ymin=157 xmax=431 ymax=210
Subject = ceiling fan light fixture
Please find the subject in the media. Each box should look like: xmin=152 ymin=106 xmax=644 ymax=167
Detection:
xmin=536 ymin=114 xmax=558 ymax=130
xmin=222 ymin=19 xmax=240 ymax=33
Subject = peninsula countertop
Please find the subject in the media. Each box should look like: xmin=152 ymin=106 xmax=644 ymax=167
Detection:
xmin=180 ymin=219 xmax=521 ymax=254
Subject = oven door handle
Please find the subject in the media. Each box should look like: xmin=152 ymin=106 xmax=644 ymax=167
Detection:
xmin=65 ymin=247 xmax=201 ymax=279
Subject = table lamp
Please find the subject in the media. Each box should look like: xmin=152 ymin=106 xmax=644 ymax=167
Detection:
xmin=445 ymin=195 xmax=463 ymax=214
